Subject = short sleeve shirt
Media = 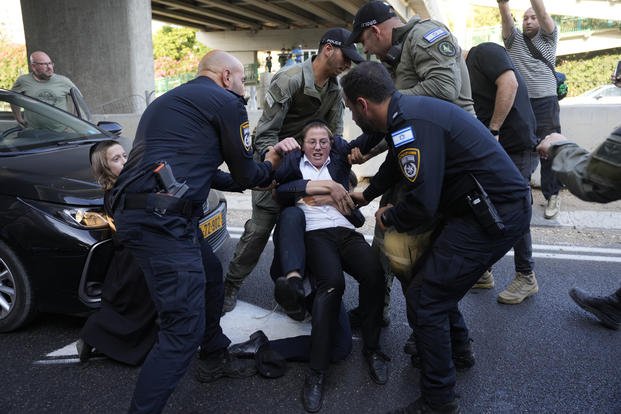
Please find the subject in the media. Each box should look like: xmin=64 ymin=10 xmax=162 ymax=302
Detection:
xmin=504 ymin=26 xmax=558 ymax=98
xmin=12 ymin=73 xmax=77 ymax=112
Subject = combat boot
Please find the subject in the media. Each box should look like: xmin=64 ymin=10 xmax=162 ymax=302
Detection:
xmin=497 ymin=271 xmax=538 ymax=304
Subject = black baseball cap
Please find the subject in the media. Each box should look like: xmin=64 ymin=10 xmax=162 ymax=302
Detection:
xmin=319 ymin=27 xmax=364 ymax=64
xmin=347 ymin=1 xmax=397 ymax=45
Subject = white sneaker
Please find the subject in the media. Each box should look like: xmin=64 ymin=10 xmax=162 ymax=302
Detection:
xmin=497 ymin=272 xmax=539 ymax=304
xmin=544 ymin=194 xmax=561 ymax=219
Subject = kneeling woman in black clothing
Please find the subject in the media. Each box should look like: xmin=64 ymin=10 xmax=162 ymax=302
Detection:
xmin=77 ymin=140 xmax=158 ymax=365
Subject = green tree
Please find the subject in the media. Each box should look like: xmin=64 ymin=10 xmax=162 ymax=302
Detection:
xmin=152 ymin=26 xmax=209 ymax=78
xmin=0 ymin=34 xmax=28 ymax=90
xmin=558 ymin=49 xmax=621 ymax=96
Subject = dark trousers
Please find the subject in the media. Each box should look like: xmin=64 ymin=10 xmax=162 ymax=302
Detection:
xmin=305 ymin=227 xmax=384 ymax=372
xmin=407 ymin=199 xmax=531 ymax=406
xmin=508 ymin=150 xmax=539 ymax=273
xmin=270 ymin=304 xmax=352 ymax=363
xmin=115 ymin=211 xmax=228 ymax=414
xmin=270 ymin=207 xmax=353 ymax=363
xmin=271 ymin=206 xmax=306 ymax=279
xmin=530 ymin=96 xmax=562 ymax=199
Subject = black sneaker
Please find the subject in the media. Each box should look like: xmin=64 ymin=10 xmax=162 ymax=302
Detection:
xmin=569 ymin=288 xmax=621 ymax=330
xmin=222 ymin=282 xmax=239 ymax=314
xmin=196 ymin=350 xmax=256 ymax=383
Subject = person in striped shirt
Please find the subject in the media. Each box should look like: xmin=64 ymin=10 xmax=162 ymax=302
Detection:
xmin=497 ymin=0 xmax=562 ymax=304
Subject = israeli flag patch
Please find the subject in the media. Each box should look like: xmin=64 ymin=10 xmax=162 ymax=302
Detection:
xmin=423 ymin=28 xmax=448 ymax=43
xmin=391 ymin=126 xmax=415 ymax=148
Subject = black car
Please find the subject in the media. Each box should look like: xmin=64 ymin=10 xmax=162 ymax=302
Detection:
xmin=0 ymin=89 xmax=228 ymax=332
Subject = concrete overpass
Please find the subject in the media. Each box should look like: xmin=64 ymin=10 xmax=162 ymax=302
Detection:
xmin=18 ymin=0 xmax=620 ymax=113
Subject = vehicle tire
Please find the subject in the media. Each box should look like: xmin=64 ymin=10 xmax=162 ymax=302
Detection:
xmin=0 ymin=240 xmax=37 ymax=332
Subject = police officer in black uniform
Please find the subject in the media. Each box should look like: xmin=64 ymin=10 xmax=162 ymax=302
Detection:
xmin=342 ymin=62 xmax=532 ymax=414
xmin=112 ymin=50 xmax=299 ymax=414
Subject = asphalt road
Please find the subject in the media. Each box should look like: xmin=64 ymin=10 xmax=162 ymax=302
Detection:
xmin=2 ymin=225 xmax=621 ymax=413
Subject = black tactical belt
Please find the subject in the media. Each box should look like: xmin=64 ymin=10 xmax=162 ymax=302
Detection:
xmin=122 ymin=193 xmax=200 ymax=218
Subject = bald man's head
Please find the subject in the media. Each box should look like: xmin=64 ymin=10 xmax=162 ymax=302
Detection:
xmin=29 ymin=50 xmax=54 ymax=81
xmin=198 ymin=50 xmax=246 ymax=96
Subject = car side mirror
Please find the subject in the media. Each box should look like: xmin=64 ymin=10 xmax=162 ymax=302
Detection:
xmin=97 ymin=121 xmax=123 ymax=136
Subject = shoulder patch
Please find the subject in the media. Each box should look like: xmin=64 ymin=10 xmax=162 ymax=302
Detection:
xmin=438 ymin=41 xmax=456 ymax=57
xmin=391 ymin=127 xmax=415 ymax=148
xmin=240 ymin=121 xmax=252 ymax=152
xmin=398 ymin=148 xmax=420 ymax=183
xmin=423 ymin=27 xmax=448 ymax=43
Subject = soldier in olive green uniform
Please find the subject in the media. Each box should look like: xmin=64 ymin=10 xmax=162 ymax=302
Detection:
xmin=222 ymin=28 xmax=364 ymax=312
xmin=537 ymin=126 xmax=621 ymax=331
xmin=345 ymin=1 xmax=475 ymax=351
xmin=538 ymin=128 xmax=621 ymax=203
xmin=346 ymin=2 xmax=473 ymax=114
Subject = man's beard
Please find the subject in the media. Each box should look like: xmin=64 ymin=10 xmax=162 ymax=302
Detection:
xmin=35 ymin=73 xmax=52 ymax=81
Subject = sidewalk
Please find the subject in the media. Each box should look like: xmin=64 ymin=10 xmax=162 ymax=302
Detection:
xmin=224 ymin=187 xmax=621 ymax=230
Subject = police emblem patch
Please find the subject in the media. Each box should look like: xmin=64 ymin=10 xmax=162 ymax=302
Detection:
xmin=438 ymin=41 xmax=456 ymax=57
xmin=398 ymin=148 xmax=420 ymax=182
xmin=240 ymin=121 xmax=251 ymax=152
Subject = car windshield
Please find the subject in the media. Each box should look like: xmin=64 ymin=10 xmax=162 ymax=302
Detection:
xmin=0 ymin=90 xmax=105 ymax=154
xmin=583 ymin=85 xmax=621 ymax=98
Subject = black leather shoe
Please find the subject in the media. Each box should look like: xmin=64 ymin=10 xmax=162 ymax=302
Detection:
xmin=196 ymin=349 xmax=256 ymax=383
xmin=389 ymin=397 xmax=460 ymax=414
xmin=228 ymin=330 xmax=269 ymax=358
xmin=363 ymin=349 xmax=390 ymax=385
xmin=76 ymin=339 xmax=93 ymax=363
xmin=302 ymin=370 xmax=324 ymax=413
xmin=275 ymin=276 xmax=306 ymax=321
xmin=570 ymin=287 xmax=621 ymax=330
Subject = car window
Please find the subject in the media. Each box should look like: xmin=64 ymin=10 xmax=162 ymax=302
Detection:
xmin=0 ymin=90 xmax=104 ymax=153
xmin=600 ymin=86 xmax=621 ymax=98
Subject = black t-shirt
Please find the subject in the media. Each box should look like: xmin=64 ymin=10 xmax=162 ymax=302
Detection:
xmin=466 ymin=42 xmax=537 ymax=153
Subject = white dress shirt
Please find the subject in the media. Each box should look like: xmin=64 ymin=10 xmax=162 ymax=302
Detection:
xmin=296 ymin=155 xmax=354 ymax=232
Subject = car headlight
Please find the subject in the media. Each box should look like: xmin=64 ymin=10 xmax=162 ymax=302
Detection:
xmin=23 ymin=199 xmax=112 ymax=229
xmin=63 ymin=208 xmax=111 ymax=229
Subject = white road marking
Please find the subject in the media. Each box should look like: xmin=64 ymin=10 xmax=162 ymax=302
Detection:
xmin=35 ymin=302 xmax=310 ymax=365
xmin=228 ymin=227 xmax=621 ymax=263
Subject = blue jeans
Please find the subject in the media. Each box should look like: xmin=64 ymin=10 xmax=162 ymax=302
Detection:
xmin=508 ymin=150 xmax=539 ymax=273
xmin=530 ymin=96 xmax=562 ymax=199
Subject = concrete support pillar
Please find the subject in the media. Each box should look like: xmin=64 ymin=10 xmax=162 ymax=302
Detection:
xmin=20 ymin=0 xmax=154 ymax=114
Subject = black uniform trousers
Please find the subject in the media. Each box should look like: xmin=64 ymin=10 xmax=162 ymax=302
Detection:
xmin=305 ymin=226 xmax=384 ymax=372
xmin=407 ymin=198 xmax=531 ymax=406
xmin=114 ymin=210 xmax=229 ymax=414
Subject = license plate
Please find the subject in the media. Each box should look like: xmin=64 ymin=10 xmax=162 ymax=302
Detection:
xmin=200 ymin=213 xmax=223 ymax=238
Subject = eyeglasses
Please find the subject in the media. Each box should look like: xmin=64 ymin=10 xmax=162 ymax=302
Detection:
xmin=304 ymin=139 xmax=330 ymax=148
xmin=32 ymin=61 xmax=54 ymax=66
